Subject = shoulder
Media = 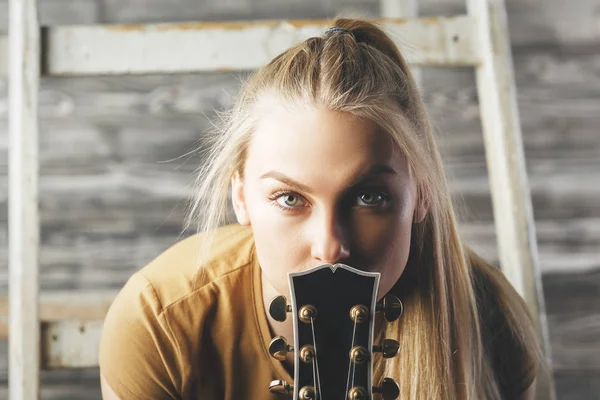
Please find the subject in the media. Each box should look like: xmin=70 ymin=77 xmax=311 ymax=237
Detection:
xmin=138 ymin=223 xmax=256 ymax=309
xmin=468 ymin=250 xmax=540 ymax=398
xmin=99 ymin=223 xmax=256 ymax=398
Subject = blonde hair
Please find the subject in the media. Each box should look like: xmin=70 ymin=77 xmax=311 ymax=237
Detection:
xmin=186 ymin=17 xmax=542 ymax=399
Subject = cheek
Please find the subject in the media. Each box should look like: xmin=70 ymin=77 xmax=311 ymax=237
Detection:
xmin=353 ymin=193 xmax=414 ymax=248
xmin=244 ymin=189 xmax=308 ymax=293
xmin=349 ymin=203 xmax=414 ymax=287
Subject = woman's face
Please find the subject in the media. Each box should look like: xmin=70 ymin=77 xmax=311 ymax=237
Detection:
xmin=232 ymin=99 xmax=426 ymax=299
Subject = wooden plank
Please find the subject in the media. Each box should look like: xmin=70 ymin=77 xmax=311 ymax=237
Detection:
xmin=543 ymin=269 xmax=600 ymax=373
xmin=465 ymin=0 xmax=555 ymax=398
xmin=380 ymin=0 xmax=418 ymax=20
xmin=0 ymin=290 xmax=116 ymax=339
xmin=41 ymin=320 xmax=103 ymax=369
xmin=8 ymin=0 xmax=41 ymax=398
xmin=0 ymin=16 xmax=479 ymax=77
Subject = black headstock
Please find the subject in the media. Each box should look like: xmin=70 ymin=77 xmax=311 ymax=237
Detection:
xmin=268 ymin=263 xmax=402 ymax=399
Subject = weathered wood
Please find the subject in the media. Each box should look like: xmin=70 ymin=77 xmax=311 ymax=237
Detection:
xmin=2 ymin=0 xmax=600 ymax=47
xmin=0 ymin=16 xmax=480 ymax=77
xmin=41 ymin=321 xmax=104 ymax=369
xmin=0 ymin=0 xmax=598 ymax=397
xmin=0 ymin=0 xmax=100 ymax=30
xmin=3 ymin=0 xmax=598 ymax=47
xmin=0 ymin=36 xmax=6 ymax=76
xmin=0 ymin=290 xmax=116 ymax=338
xmin=8 ymin=0 xmax=41 ymax=398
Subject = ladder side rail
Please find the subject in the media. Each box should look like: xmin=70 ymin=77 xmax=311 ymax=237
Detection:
xmin=465 ymin=0 xmax=556 ymax=399
xmin=8 ymin=0 xmax=42 ymax=398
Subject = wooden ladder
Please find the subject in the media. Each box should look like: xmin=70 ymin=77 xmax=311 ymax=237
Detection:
xmin=2 ymin=0 xmax=556 ymax=398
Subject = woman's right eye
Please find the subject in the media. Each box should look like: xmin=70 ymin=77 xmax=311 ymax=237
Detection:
xmin=270 ymin=192 xmax=307 ymax=211
xmin=277 ymin=194 xmax=303 ymax=207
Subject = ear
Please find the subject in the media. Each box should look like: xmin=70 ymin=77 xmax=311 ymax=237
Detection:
xmin=231 ymin=170 xmax=250 ymax=226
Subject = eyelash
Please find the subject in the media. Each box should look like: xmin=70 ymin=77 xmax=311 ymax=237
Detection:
xmin=268 ymin=189 xmax=390 ymax=212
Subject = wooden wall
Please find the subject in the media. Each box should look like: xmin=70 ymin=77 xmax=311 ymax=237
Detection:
xmin=0 ymin=0 xmax=599 ymax=398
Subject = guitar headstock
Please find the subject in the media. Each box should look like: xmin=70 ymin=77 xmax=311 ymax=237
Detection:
xmin=268 ymin=263 xmax=403 ymax=399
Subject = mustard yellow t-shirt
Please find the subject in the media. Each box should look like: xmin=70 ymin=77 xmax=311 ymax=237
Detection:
xmin=99 ymin=224 xmax=536 ymax=399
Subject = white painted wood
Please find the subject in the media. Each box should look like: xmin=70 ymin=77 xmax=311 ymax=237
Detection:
xmin=0 ymin=290 xmax=117 ymax=339
xmin=41 ymin=321 xmax=103 ymax=369
xmin=0 ymin=16 xmax=479 ymax=77
xmin=465 ymin=0 xmax=556 ymax=399
xmin=8 ymin=0 xmax=41 ymax=398
xmin=0 ymin=35 xmax=7 ymax=76
xmin=380 ymin=0 xmax=418 ymax=19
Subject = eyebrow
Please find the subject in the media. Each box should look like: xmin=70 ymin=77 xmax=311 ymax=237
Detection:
xmin=259 ymin=164 xmax=397 ymax=195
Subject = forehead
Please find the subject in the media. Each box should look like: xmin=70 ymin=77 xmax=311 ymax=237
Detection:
xmin=245 ymin=101 xmax=409 ymax=183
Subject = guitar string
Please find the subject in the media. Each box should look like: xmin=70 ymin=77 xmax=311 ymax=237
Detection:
xmin=345 ymin=319 xmax=358 ymax=396
xmin=312 ymin=357 xmax=317 ymax=399
xmin=310 ymin=317 xmax=323 ymax=399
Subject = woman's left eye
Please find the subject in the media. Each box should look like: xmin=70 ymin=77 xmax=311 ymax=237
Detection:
xmin=356 ymin=191 xmax=387 ymax=207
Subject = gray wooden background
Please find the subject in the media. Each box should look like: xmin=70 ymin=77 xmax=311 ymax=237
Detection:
xmin=0 ymin=0 xmax=599 ymax=398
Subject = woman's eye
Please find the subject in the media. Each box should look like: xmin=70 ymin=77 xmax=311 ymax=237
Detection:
xmin=277 ymin=194 xmax=304 ymax=208
xmin=356 ymin=191 xmax=387 ymax=207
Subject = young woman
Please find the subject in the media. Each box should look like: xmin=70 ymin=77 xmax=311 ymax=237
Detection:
xmin=99 ymin=18 xmax=542 ymax=400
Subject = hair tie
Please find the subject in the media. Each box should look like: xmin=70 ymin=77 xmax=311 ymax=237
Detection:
xmin=325 ymin=27 xmax=352 ymax=36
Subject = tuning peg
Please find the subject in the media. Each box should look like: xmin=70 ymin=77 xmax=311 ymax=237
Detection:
xmin=349 ymin=304 xmax=369 ymax=323
xmin=298 ymin=304 xmax=318 ymax=323
xmin=269 ymin=336 xmax=294 ymax=361
xmin=299 ymin=386 xmax=316 ymax=399
xmin=348 ymin=386 xmax=368 ymax=399
xmin=269 ymin=380 xmax=293 ymax=395
xmin=376 ymin=294 xmax=403 ymax=322
xmin=372 ymin=378 xmax=400 ymax=400
xmin=349 ymin=345 xmax=369 ymax=364
xmin=373 ymin=339 xmax=400 ymax=358
xmin=299 ymin=344 xmax=315 ymax=363
xmin=269 ymin=295 xmax=292 ymax=322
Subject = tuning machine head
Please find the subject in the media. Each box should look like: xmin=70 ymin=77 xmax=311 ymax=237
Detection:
xmin=373 ymin=378 xmax=400 ymax=399
xmin=269 ymin=295 xmax=292 ymax=322
xmin=268 ymin=336 xmax=294 ymax=361
xmin=376 ymin=294 xmax=403 ymax=322
xmin=269 ymin=380 xmax=293 ymax=395
xmin=373 ymin=338 xmax=400 ymax=358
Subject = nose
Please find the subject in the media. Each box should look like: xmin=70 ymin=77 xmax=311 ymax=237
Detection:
xmin=310 ymin=213 xmax=351 ymax=264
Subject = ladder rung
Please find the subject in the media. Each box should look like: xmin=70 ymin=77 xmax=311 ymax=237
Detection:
xmin=0 ymin=290 xmax=116 ymax=339
xmin=0 ymin=16 xmax=479 ymax=77
xmin=41 ymin=320 xmax=103 ymax=369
